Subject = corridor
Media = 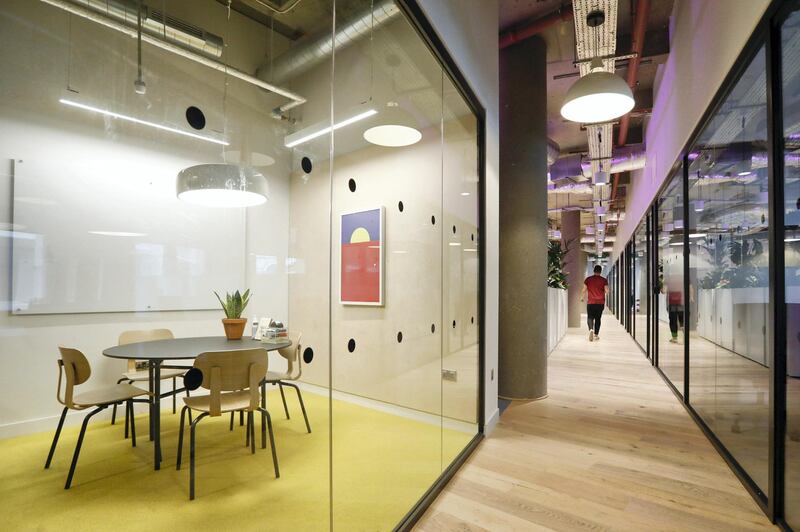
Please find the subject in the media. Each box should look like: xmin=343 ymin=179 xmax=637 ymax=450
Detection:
xmin=415 ymin=317 xmax=776 ymax=531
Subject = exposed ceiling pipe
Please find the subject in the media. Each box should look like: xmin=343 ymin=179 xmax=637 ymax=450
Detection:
xmin=256 ymin=0 xmax=400 ymax=85
xmin=550 ymin=144 xmax=646 ymax=181
xmin=612 ymin=0 xmax=649 ymax=203
xmin=499 ymin=4 xmax=574 ymax=49
xmin=40 ymin=0 xmax=307 ymax=113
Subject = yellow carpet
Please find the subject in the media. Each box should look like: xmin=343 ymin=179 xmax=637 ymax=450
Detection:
xmin=0 ymin=390 xmax=473 ymax=531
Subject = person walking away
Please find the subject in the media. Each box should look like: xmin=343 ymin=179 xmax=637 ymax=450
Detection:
xmin=665 ymin=276 xmax=684 ymax=344
xmin=581 ymin=265 xmax=609 ymax=342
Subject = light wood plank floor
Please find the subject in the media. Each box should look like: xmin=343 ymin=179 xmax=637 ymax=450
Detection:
xmin=414 ymin=316 xmax=776 ymax=531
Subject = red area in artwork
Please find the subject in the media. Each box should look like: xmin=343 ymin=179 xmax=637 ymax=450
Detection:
xmin=341 ymin=241 xmax=380 ymax=303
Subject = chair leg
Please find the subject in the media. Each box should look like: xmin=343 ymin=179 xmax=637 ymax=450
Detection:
xmin=111 ymin=378 xmax=127 ymax=425
xmin=284 ymin=382 xmax=311 ymax=433
xmin=239 ymin=410 xmax=244 ymax=427
xmin=229 ymin=411 xmax=235 ymax=431
xmin=124 ymin=402 xmax=129 ymax=439
xmin=278 ymin=383 xmax=290 ymax=419
xmin=176 ymin=405 xmax=189 ymax=470
xmin=65 ymin=406 xmax=105 ymax=489
xmin=45 ymin=407 xmax=68 ymax=469
xmin=259 ymin=407 xmax=280 ymax=478
xmin=245 ymin=412 xmax=250 ymax=448
xmin=248 ymin=412 xmax=255 ymax=455
xmin=189 ymin=413 xmax=209 ymax=500
xmin=186 ymin=388 xmax=192 ymax=424
xmin=128 ymin=400 xmax=137 ymax=447
xmin=172 ymin=377 xmax=177 ymax=414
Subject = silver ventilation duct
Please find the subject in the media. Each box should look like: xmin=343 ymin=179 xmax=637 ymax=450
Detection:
xmin=257 ymin=0 xmax=400 ymax=84
xmin=549 ymin=143 xmax=646 ymax=182
xmin=40 ymin=0 xmax=307 ymax=113
xmin=68 ymin=0 xmax=224 ymax=57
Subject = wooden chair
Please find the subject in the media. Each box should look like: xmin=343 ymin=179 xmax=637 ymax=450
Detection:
xmin=110 ymin=329 xmax=189 ymax=427
xmin=265 ymin=334 xmax=311 ymax=433
xmin=176 ymin=348 xmax=279 ymax=500
xmin=45 ymin=347 xmax=148 ymax=489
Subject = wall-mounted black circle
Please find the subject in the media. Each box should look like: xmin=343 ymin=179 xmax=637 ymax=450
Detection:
xmin=431 ymin=324 xmax=436 ymax=333
xmin=471 ymin=316 xmax=474 ymax=324
xmin=398 ymin=201 xmax=404 ymax=212
xmin=183 ymin=367 xmax=203 ymax=390
xmin=397 ymin=331 xmax=403 ymax=343
xmin=347 ymin=339 xmax=356 ymax=353
xmin=452 ymin=225 xmax=457 ymax=234
xmin=303 ymin=347 xmax=314 ymax=364
xmin=431 ymin=215 xmax=436 ymax=225
xmin=301 ymin=157 xmax=313 ymax=174
xmin=185 ymin=106 xmax=206 ymax=130
xmin=348 ymin=178 xmax=356 ymax=192
xmin=452 ymin=320 xmax=456 ymax=329
xmin=471 ymin=233 xmax=474 ymax=241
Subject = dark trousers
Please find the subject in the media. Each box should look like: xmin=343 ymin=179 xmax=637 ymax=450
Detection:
xmin=587 ymin=304 xmax=604 ymax=334
xmin=668 ymin=305 xmax=684 ymax=336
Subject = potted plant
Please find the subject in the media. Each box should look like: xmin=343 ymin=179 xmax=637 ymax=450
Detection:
xmin=214 ymin=289 xmax=251 ymax=340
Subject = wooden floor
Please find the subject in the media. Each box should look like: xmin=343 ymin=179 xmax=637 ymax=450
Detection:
xmin=414 ymin=316 xmax=776 ymax=531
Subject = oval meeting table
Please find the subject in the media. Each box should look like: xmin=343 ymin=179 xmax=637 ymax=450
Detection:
xmin=103 ymin=336 xmax=291 ymax=470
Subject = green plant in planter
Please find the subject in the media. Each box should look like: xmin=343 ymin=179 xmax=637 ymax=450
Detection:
xmin=214 ymin=289 xmax=251 ymax=319
xmin=548 ymin=239 xmax=570 ymax=289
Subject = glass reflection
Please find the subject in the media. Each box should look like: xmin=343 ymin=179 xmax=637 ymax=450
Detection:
xmin=688 ymin=46 xmax=769 ymax=493
xmin=783 ymin=7 xmax=800 ymax=528
xmin=633 ymin=220 xmax=649 ymax=353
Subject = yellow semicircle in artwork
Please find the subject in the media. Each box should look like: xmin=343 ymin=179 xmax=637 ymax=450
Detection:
xmin=350 ymin=227 xmax=371 ymax=243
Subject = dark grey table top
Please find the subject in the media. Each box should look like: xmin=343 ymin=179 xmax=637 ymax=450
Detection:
xmin=102 ymin=336 xmax=291 ymax=360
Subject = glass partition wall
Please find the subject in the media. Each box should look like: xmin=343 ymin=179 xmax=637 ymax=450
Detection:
xmin=613 ymin=4 xmax=800 ymax=526
xmin=0 ymin=1 xmax=482 ymax=529
xmin=633 ymin=219 xmax=649 ymax=355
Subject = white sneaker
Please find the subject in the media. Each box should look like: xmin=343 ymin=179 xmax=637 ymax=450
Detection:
xmin=595 ymin=335 xmax=600 ymax=342
xmin=589 ymin=330 xmax=594 ymax=342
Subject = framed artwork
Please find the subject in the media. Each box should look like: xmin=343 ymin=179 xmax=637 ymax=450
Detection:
xmin=340 ymin=207 xmax=385 ymax=306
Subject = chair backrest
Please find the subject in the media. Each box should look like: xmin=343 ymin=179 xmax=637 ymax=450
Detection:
xmin=276 ymin=333 xmax=302 ymax=379
xmin=118 ymin=329 xmax=174 ymax=372
xmin=57 ymin=346 xmax=92 ymax=409
xmin=193 ymin=348 xmax=267 ymax=416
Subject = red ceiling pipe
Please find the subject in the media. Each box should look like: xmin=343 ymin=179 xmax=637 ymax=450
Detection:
xmin=612 ymin=0 xmax=650 ymax=204
xmin=499 ymin=5 xmax=574 ymax=49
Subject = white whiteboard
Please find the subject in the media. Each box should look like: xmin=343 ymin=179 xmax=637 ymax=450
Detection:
xmin=10 ymin=130 xmax=246 ymax=314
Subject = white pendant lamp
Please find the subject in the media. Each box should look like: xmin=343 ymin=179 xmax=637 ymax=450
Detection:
xmin=560 ymin=9 xmax=634 ymax=124
xmin=177 ymin=164 xmax=269 ymax=207
xmin=364 ymin=102 xmax=422 ymax=147
xmin=561 ymin=59 xmax=634 ymax=124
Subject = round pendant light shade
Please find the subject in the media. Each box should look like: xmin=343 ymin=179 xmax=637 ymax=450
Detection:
xmin=363 ymin=102 xmax=422 ymax=147
xmin=177 ymin=164 xmax=268 ymax=207
xmin=560 ymin=69 xmax=634 ymax=124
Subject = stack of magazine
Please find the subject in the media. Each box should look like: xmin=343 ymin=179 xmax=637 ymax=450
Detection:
xmin=261 ymin=321 xmax=288 ymax=343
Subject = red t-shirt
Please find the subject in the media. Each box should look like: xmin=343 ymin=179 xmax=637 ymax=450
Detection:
xmin=584 ymin=275 xmax=608 ymax=305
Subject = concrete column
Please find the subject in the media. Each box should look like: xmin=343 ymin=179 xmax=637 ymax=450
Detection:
xmin=498 ymin=36 xmax=548 ymax=401
xmin=562 ymin=210 xmax=584 ymax=328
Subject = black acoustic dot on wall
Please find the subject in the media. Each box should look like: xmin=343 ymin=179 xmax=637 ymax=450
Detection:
xmin=452 ymin=225 xmax=457 ymax=234
xmin=185 ymin=106 xmax=206 ymax=130
xmin=471 ymin=233 xmax=474 ymax=241
xmin=431 ymin=324 xmax=436 ymax=333
xmin=431 ymin=215 xmax=436 ymax=225
xmin=398 ymin=201 xmax=404 ymax=212
xmin=348 ymin=178 xmax=357 ymax=192
xmin=397 ymin=331 xmax=403 ymax=343
xmin=301 ymin=157 xmax=313 ymax=174
xmin=452 ymin=320 xmax=456 ymax=329
xmin=303 ymin=347 xmax=314 ymax=364
xmin=347 ymin=338 xmax=356 ymax=353
xmin=471 ymin=316 xmax=474 ymax=324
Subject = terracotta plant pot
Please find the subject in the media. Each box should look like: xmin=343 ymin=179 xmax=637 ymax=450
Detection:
xmin=222 ymin=318 xmax=248 ymax=340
